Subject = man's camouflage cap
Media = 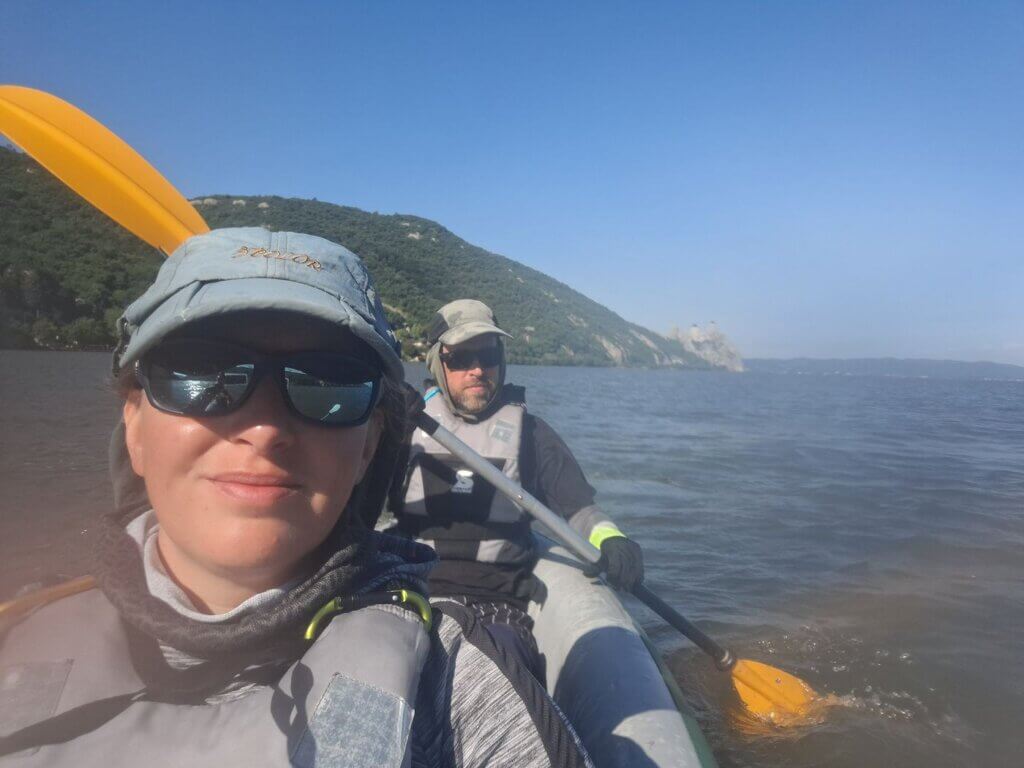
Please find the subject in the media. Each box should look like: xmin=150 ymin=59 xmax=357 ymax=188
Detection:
xmin=426 ymin=299 xmax=512 ymax=346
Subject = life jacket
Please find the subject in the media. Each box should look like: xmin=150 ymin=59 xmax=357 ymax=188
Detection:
xmin=0 ymin=587 xmax=430 ymax=767
xmin=393 ymin=386 xmax=534 ymax=567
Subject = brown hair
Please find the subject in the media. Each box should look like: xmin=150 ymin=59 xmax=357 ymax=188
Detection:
xmin=114 ymin=362 xmax=140 ymax=398
xmin=374 ymin=376 xmax=407 ymax=446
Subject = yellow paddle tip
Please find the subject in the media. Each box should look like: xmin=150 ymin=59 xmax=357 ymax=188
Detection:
xmin=731 ymin=659 xmax=819 ymax=725
xmin=0 ymin=86 xmax=208 ymax=255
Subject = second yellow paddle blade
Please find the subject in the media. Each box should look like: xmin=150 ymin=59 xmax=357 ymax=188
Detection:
xmin=731 ymin=658 xmax=817 ymax=724
xmin=0 ymin=85 xmax=208 ymax=254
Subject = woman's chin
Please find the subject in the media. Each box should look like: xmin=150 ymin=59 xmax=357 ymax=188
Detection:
xmin=154 ymin=495 xmax=340 ymax=586
xmin=200 ymin=526 xmax=318 ymax=578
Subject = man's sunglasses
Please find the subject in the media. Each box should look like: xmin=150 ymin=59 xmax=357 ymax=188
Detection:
xmin=136 ymin=339 xmax=382 ymax=427
xmin=439 ymin=346 xmax=502 ymax=371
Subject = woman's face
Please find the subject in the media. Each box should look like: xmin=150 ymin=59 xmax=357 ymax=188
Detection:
xmin=122 ymin=313 xmax=381 ymax=591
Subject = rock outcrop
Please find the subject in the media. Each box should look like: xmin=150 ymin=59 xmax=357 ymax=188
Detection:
xmin=667 ymin=322 xmax=744 ymax=372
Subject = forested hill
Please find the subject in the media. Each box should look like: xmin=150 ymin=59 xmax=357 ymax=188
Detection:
xmin=0 ymin=147 xmax=707 ymax=367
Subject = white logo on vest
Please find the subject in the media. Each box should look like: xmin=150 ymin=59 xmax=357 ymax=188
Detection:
xmin=451 ymin=469 xmax=475 ymax=494
xmin=490 ymin=420 xmax=515 ymax=443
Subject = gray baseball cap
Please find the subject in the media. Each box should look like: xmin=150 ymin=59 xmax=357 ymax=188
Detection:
xmin=426 ymin=299 xmax=512 ymax=347
xmin=113 ymin=227 xmax=403 ymax=380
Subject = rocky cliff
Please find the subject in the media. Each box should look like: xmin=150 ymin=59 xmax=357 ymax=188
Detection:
xmin=666 ymin=322 xmax=744 ymax=372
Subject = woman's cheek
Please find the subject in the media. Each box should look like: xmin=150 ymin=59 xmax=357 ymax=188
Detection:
xmin=305 ymin=426 xmax=372 ymax=511
xmin=140 ymin=409 xmax=218 ymax=510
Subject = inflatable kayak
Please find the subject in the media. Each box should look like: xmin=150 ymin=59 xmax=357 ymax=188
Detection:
xmin=529 ymin=535 xmax=719 ymax=768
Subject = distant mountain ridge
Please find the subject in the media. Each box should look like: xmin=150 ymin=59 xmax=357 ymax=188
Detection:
xmin=0 ymin=147 xmax=724 ymax=368
xmin=746 ymin=357 xmax=1024 ymax=381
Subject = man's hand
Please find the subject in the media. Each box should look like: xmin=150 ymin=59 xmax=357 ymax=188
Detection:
xmin=594 ymin=537 xmax=644 ymax=591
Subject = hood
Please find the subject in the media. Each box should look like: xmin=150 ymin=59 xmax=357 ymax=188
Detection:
xmin=425 ymin=338 xmax=507 ymax=423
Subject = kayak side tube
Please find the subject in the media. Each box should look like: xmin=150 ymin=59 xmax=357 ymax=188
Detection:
xmin=528 ymin=535 xmax=719 ymax=768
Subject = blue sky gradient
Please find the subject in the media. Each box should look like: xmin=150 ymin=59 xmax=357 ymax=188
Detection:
xmin=3 ymin=1 xmax=1022 ymax=362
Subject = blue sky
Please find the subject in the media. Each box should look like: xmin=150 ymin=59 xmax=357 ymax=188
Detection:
xmin=4 ymin=1 xmax=1022 ymax=363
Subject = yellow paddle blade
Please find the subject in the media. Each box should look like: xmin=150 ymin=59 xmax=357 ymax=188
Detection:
xmin=731 ymin=658 xmax=817 ymax=724
xmin=0 ymin=85 xmax=208 ymax=254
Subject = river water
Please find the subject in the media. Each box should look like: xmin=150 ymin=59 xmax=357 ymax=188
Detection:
xmin=1 ymin=350 xmax=1021 ymax=767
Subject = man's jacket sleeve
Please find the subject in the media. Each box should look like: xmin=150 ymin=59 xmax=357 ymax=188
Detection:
xmin=522 ymin=415 xmax=626 ymax=545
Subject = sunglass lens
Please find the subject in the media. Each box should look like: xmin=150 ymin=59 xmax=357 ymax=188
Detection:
xmin=145 ymin=343 xmax=255 ymax=416
xmin=478 ymin=347 xmax=501 ymax=367
xmin=283 ymin=355 xmax=380 ymax=425
xmin=447 ymin=346 xmax=501 ymax=370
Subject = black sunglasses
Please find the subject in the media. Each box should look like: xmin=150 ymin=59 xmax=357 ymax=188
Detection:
xmin=439 ymin=346 xmax=502 ymax=371
xmin=136 ymin=339 xmax=382 ymax=427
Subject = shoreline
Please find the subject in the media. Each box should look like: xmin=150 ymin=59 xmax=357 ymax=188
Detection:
xmin=0 ymin=346 xmax=731 ymax=371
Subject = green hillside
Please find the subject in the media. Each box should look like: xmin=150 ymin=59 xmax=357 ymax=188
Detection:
xmin=0 ymin=147 xmax=705 ymax=367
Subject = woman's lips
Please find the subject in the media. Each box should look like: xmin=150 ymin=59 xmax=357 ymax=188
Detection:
xmin=209 ymin=473 xmax=301 ymax=504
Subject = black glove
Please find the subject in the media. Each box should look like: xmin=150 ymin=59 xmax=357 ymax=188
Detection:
xmin=591 ymin=536 xmax=644 ymax=591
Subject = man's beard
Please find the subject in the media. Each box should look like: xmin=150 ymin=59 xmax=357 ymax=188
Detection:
xmin=451 ymin=379 xmax=496 ymax=414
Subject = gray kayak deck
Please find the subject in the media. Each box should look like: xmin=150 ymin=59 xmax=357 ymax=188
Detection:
xmin=529 ymin=536 xmax=719 ymax=768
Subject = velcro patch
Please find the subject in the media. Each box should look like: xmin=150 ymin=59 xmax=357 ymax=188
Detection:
xmin=0 ymin=660 xmax=73 ymax=737
xmin=490 ymin=419 xmax=515 ymax=443
xmin=291 ymin=673 xmax=413 ymax=768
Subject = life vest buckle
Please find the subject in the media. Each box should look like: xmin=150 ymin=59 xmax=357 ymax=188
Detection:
xmin=304 ymin=589 xmax=432 ymax=640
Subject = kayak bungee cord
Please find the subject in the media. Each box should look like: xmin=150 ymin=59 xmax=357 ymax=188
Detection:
xmin=0 ymin=84 xmax=820 ymax=724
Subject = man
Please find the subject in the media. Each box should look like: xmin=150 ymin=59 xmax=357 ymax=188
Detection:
xmin=389 ymin=299 xmax=644 ymax=678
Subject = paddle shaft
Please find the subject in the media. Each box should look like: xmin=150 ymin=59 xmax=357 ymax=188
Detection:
xmin=631 ymin=584 xmax=734 ymax=670
xmin=416 ymin=411 xmax=736 ymax=671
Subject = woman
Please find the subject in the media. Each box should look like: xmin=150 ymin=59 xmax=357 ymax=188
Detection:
xmin=0 ymin=228 xmax=591 ymax=767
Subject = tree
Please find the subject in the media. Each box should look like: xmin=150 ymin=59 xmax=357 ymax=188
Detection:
xmin=31 ymin=318 xmax=60 ymax=348
xmin=64 ymin=317 xmax=112 ymax=348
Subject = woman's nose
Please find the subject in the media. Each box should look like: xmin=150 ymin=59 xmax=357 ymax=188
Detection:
xmin=227 ymin=376 xmax=297 ymax=452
